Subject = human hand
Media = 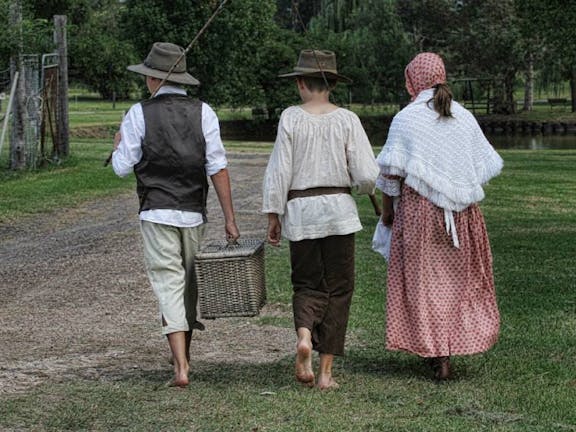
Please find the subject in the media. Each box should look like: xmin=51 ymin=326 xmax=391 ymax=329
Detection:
xmin=267 ymin=214 xmax=281 ymax=246
xmin=381 ymin=208 xmax=394 ymax=226
xmin=113 ymin=131 xmax=122 ymax=150
xmin=225 ymin=220 xmax=240 ymax=243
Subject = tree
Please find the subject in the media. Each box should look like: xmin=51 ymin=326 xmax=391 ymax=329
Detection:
xmin=449 ymin=0 xmax=524 ymax=114
xmin=0 ymin=0 xmax=139 ymax=100
xmin=308 ymin=0 xmax=413 ymax=105
xmin=69 ymin=2 xmax=137 ymax=99
xmin=396 ymin=0 xmax=456 ymax=52
xmin=122 ymin=0 xmax=293 ymax=111
xmin=0 ymin=0 xmax=54 ymax=69
xmin=521 ymin=0 xmax=576 ymax=112
xmin=253 ymin=32 xmax=301 ymax=118
xmin=275 ymin=0 xmax=322 ymax=31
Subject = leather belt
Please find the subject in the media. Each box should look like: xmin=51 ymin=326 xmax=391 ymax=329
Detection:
xmin=287 ymin=187 xmax=351 ymax=201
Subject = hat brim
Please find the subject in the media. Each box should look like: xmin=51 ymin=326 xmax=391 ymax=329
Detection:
xmin=127 ymin=63 xmax=200 ymax=86
xmin=278 ymin=70 xmax=352 ymax=84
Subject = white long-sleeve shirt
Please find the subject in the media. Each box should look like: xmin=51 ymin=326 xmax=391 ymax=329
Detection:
xmin=262 ymin=106 xmax=379 ymax=241
xmin=112 ymin=86 xmax=228 ymax=228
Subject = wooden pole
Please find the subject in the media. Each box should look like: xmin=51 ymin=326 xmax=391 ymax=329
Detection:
xmin=9 ymin=0 xmax=26 ymax=170
xmin=54 ymin=15 xmax=69 ymax=158
xmin=0 ymin=72 xmax=18 ymax=158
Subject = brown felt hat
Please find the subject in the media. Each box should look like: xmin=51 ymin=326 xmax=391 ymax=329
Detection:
xmin=127 ymin=42 xmax=200 ymax=86
xmin=278 ymin=49 xmax=352 ymax=83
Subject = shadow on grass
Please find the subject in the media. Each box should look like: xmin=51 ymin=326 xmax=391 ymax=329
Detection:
xmin=113 ymin=356 xmax=297 ymax=390
xmin=104 ymin=346 xmax=495 ymax=390
xmin=340 ymin=347 xmax=494 ymax=383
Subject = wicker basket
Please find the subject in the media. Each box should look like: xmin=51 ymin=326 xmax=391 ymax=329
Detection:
xmin=194 ymin=239 xmax=266 ymax=319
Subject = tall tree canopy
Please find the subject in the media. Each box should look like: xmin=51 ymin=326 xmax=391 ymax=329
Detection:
xmin=1 ymin=0 xmax=574 ymax=112
xmin=122 ymin=0 xmax=289 ymax=109
xmin=309 ymin=0 xmax=413 ymax=104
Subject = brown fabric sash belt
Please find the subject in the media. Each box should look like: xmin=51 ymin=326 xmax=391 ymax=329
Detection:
xmin=287 ymin=187 xmax=351 ymax=201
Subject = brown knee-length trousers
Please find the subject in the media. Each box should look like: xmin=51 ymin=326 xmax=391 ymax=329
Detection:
xmin=289 ymin=233 xmax=355 ymax=356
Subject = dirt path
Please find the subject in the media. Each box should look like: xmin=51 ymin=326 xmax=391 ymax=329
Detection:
xmin=0 ymin=153 xmax=294 ymax=395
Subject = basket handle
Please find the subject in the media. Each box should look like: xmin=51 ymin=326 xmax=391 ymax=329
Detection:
xmin=226 ymin=239 xmax=240 ymax=248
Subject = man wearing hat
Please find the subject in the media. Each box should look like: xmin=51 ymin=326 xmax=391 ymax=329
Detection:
xmin=262 ymin=50 xmax=379 ymax=390
xmin=112 ymin=42 xmax=240 ymax=387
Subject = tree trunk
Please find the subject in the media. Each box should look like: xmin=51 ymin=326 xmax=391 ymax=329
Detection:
xmin=505 ymin=71 xmax=516 ymax=114
xmin=523 ymin=52 xmax=534 ymax=112
xmin=492 ymin=72 xmax=517 ymax=115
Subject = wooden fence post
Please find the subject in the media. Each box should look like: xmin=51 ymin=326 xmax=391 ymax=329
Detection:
xmin=9 ymin=0 xmax=26 ymax=170
xmin=54 ymin=15 xmax=69 ymax=157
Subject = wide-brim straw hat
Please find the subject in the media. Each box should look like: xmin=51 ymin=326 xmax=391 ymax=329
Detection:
xmin=127 ymin=42 xmax=200 ymax=86
xmin=278 ymin=49 xmax=352 ymax=83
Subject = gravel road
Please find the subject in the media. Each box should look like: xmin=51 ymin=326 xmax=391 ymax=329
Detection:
xmin=0 ymin=153 xmax=295 ymax=395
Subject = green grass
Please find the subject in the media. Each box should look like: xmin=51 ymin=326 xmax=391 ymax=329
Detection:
xmin=1 ymin=147 xmax=575 ymax=431
xmin=0 ymin=138 xmax=132 ymax=223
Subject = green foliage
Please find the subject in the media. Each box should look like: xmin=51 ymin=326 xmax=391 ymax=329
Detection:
xmin=69 ymin=2 xmax=138 ymax=99
xmin=451 ymin=0 xmax=524 ymax=114
xmin=0 ymin=0 xmax=139 ymax=99
xmin=0 ymin=0 xmax=54 ymax=69
xmin=396 ymin=0 xmax=456 ymax=52
xmin=309 ymin=0 xmax=413 ymax=104
xmin=2 ymin=0 xmax=576 ymax=109
xmin=122 ymin=0 xmax=291 ymax=111
xmin=254 ymin=32 xmax=302 ymax=119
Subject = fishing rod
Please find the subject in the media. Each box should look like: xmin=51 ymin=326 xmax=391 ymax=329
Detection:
xmin=104 ymin=0 xmax=230 ymax=167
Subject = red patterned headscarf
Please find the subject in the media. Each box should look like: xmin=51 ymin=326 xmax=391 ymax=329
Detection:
xmin=404 ymin=52 xmax=446 ymax=99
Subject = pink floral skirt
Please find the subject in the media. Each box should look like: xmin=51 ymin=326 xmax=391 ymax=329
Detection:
xmin=385 ymin=186 xmax=500 ymax=357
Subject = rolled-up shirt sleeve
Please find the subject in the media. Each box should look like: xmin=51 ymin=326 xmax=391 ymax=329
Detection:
xmin=202 ymin=103 xmax=227 ymax=176
xmin=112 ymin=104 xmax=144 ymax=177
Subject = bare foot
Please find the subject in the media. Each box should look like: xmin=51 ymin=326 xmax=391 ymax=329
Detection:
xmin=295 ymin=340 xmax=314 ymax=387
xmin=170 ymin=373 xmax=189 ymax=388
xmin=316 ymin=375 xmax=339 ymax=390
xmin=170 ymin=363 xmax=190 ymax=388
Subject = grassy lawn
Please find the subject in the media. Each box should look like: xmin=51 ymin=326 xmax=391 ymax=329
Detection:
xmin=0 ymin=139 xmax=574 ymax=430
xmin=0 ymin=138 xmax=131 ymax=223
xmin=68 ymin=100 xmax=254 ymax=129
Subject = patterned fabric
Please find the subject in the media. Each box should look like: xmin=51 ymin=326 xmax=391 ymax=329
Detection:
xmin=385 ymin=186 xmax=500 ymax=357
xmin=404 ymin=52 xmax=446 ymax=99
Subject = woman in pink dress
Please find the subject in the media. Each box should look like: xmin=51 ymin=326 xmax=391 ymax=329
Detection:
xmin=376 ymin=52 xmax=503 ymax=380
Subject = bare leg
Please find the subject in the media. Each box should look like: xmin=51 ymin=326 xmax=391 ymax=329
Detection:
xmin=317 ymin=353 xmax=339 ymax=390
xmin=435 ymin=356 xmax=451 ymax=381
xmin=295 ymin=327 xmax=314 ymax=386
xmin=168 ymin=331 xmax=192 ymax=365
xmin=185 ymin=330 xmax=192 ymax=362
xmin=166 ymin=331 xmax=189 ymax=387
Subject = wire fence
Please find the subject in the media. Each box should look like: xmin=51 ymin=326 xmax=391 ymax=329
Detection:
xmin=1 ymin=54 xmax=59 ymax=169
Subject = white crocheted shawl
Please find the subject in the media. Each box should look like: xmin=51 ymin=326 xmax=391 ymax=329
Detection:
xmin=376 ymin=89 xmax=503 ymax=211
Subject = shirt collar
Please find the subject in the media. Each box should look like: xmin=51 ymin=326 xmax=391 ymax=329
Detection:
xmin=155 ymin=85 xmax=187 ymax=97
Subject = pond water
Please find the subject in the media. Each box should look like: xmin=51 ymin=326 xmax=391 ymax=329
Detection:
xmin=486 ymin=133 xmax=576 ymax=150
